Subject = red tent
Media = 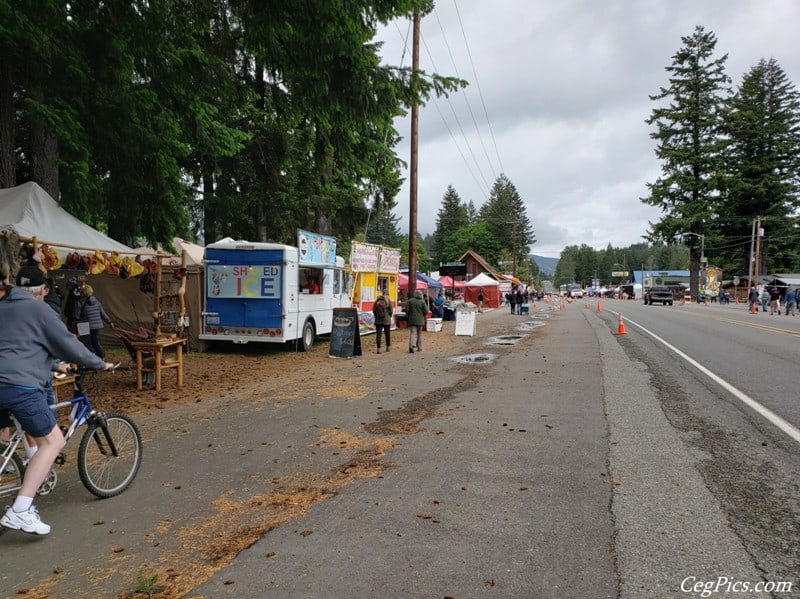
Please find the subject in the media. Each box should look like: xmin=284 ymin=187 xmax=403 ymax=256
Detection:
xmin=464 ymin=273 xmax=501 ymax=308
xmin=437 ymin=275 xmax=465 ymax=290
xmin=398 ymin=273 xmax=428 ymax=290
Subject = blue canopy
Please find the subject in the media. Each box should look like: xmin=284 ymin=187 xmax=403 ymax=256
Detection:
xmin=417 ymin=272 xmax=443 ymax=288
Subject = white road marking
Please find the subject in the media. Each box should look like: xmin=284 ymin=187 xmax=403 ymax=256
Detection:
xmin=613 ymin=311 xmax=800 ymax=445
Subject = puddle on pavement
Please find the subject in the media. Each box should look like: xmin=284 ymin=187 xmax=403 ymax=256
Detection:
xmin=451 ymin=353 xmax=499 ymax=364
xmin=485 ymin=335 xmax=524 ymax=346
xmin=517 ymin=321 xmax=546 ymax=331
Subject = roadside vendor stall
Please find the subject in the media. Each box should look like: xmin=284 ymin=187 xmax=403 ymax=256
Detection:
xmin=349 ymin=241 xmax=401 ymax=334
xmin=464 ymin=272 xmax=501 ymax=308
xmin=0 ymin=181 xmax=192 ymax=390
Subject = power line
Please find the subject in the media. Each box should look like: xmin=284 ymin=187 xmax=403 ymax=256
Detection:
xmin=421 ymin=34 xmax=492 ymax=196
xmin=451 ymin=0 xmax=505 ymax=175
xmin=433 ymin=6 xmax=500 ymax=178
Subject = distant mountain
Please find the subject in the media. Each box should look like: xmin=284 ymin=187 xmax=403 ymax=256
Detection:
xmin=531 ymin=254 xmax=558 ymax=275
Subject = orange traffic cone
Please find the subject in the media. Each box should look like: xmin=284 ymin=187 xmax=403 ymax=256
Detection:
xmin=750 ymin=303 xmax=757 ymax=314
xmin=616 ymin=313 xmax=628 ymax=335
xmin=596 ymin=301 xmax=602 ymax=313
xmin=585 ymin=302 xmax=589 ymax=309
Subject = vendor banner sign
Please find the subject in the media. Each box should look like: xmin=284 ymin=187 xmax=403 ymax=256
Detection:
xmin=297 ymin=230 xmax=337 ymax=267
xmin=378 ymin=247 xmax=401 ymax=273
xmin=207 ymin=264 xmax=281 ymax=299
xmin=350 ymin=242 xmax=381 ymax=272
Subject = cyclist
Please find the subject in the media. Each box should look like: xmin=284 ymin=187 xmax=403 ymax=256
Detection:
xmin=0 ymin=266 xmax=114 ymax=535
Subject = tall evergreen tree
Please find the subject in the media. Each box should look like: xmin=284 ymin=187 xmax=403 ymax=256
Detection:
xmin=478 ymin=174 xmax=534 ymax=275
xmin=642 ymin=26 xmax=730 ymax=296
xmin=432 ymin=185 xmax=469 ymax=265
xmin=365 ymin=203 xmax=402 ymax=248
xmin=719 ymin=57 xmax=800 ymax=273
xmin=442 ymin=221 xmax=501 ymax=266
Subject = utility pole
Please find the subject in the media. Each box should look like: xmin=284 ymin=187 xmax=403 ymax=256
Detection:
xmin=754 ymin=216 xmax=762 ymax=287
xmin=748 ymin=217 xmax=755 ymax=288
xmin=407 ymin=10 xmax=420 ymax=295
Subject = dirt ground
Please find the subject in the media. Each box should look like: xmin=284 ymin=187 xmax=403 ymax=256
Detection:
xmin=16 ymin=311 xmax=531 ymax=599
xmin=81 ymin=324 xmax=459 ymax=418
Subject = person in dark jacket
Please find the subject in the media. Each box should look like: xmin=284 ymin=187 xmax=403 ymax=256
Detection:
xmin=43 ymin=277 xmax=62 ymax=316
xmin=79 ymin=284 xmax=112 ymax=358
xmin=372 ymin=294 xmax=393 ymax=354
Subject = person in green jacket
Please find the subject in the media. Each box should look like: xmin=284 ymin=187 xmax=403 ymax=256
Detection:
xmin=405 ymin=290 xmax=428 ymax=353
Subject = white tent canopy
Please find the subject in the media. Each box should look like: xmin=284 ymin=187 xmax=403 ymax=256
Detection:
xmin=0 ymin=181 xmax=132 ymax=253
xmin=465 ymin=272 xmax=500 ymax=287
xmin=133 ymin=237 xmax=205 ymax=267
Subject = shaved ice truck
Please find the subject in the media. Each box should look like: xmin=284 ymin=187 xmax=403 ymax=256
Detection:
xmin=200 ymin=231 xmax=350 ymax=350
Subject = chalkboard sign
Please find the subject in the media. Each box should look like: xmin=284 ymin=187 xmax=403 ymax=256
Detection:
xmin=329 ymin=308 xmax=362 ymax=358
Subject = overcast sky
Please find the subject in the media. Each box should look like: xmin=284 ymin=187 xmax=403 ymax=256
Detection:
xmin=377 ymin=0 xmax=800 ymax=257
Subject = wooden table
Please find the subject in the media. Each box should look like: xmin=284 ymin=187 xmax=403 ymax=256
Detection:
xmin=53 ymin=374 xmax=77 ymax=401
xmin=131 ymin=337 xmax=185 ymax=391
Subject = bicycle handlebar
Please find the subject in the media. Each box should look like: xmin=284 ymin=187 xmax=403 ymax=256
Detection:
xmin=66 ymin=362 xmax=121 ymax=375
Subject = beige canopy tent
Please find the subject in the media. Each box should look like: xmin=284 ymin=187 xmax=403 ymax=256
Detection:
xmin=0 ymin=182 xmax=199 ymax=349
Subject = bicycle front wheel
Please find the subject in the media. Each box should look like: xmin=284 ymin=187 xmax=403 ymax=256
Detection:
xmin=78 ymin=413 xmax=142 ymax=498
xmin=0 ymin=448 xmax=24 ymax=499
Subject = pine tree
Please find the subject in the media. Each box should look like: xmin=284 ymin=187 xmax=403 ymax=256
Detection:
xmin=719 ymin=58 xmax=800 ymax=273
xmin=642 ymin=26 xmax=730 ymax=296
xmin=432 ymin=185 xmax=470 ymax=265
xmin=478 ymin=174 xmax=534 ymax=275
xmin=366 ymin=204 xmax=403 ymax=248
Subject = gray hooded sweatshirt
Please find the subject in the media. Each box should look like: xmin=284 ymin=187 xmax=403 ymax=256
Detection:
xmin=0 ymin=286 xmax=106 ymax=390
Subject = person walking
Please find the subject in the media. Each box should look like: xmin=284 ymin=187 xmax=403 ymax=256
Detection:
xmin=784 ymin=288 xmax=796 ymax=316
xmin=769 ymin=287 xmax=781 ymax=315
xmin=477 ymin=288 xmax=484 ymax=313
xmin=78 ymin=284 xmax=112 ymax=358
xmin=0 ymin=262 xmax=114 ymax=536
xmin=747 ymin=286 xmax=759 ymax=313
xmin=509 ymin=288 xmax=516 ymax=314
xmin=761 ymin=288 xmax=770 ymax=312
xmin=372 ymin=294 xmax=393 ymax=354
xmin=405 ymin=290 xmax=427 ymax=353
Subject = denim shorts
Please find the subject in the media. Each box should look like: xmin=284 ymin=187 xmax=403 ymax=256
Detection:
xmin=0 ymin=386 xmax=56 ymax=438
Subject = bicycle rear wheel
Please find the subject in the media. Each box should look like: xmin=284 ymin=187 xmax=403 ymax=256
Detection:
xmin=77 ymin=413 xmax=142 ymax=498
xmin=0 ymin=448 xmax=25 ymax=499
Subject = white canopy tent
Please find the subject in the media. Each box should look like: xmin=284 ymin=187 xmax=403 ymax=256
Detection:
xmin=0 ymin=181 xmax=133 ymax=253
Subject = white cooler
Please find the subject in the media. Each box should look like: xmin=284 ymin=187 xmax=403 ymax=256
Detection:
xmin=426 ymin=318 xmax=443 ymax=332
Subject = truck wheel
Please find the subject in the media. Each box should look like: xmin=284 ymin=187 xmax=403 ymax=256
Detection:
xmin=298 ymin=321 xmax=315 ymax=352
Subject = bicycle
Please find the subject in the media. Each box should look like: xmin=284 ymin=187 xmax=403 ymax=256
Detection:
xmin=0 ymin=365 xmax=142 ymax=503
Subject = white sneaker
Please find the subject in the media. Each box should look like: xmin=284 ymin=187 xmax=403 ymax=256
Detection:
xmin=1 ymin=505 xmax=51 ymax=535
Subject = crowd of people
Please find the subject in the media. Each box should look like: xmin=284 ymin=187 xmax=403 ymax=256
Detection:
xmin=748 ymin=285 xmax=799 ymax=316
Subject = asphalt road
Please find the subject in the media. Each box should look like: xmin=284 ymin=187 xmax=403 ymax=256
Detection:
xmin=2 ymin=299 xmax=797 ymax=598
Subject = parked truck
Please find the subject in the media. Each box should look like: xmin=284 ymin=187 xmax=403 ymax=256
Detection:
xmin=200 ymin=233 xmax=351 ymax=350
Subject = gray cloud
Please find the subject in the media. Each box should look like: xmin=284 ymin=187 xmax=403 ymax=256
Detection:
xmin=381 ymin=0 xmax=800 ymax=256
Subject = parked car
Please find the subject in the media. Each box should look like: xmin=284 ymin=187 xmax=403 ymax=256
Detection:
xmin=644 ymin=286 xmax=674 ymax=305
xmin=566 ymin=283 xmax=584 ymax=298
